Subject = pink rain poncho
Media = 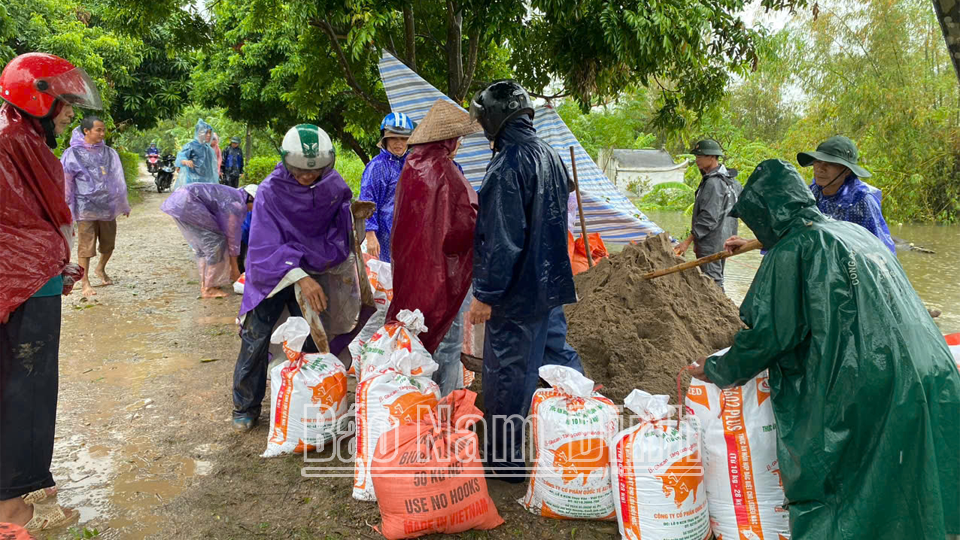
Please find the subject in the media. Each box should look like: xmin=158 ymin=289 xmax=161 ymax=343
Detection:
xmin=160 ymin=183 xmax=248 ymax=288
xmin=60 ymin=126 xmax=131 ymax=222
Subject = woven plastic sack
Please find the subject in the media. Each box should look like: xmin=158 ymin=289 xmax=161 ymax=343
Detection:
xmin=233 ymin=272 xmax=245 ymax=295
xmin=946 ymin=333 xmax=960 ymax=371
xmin=371 ymin=390 xmax=504 ymax=538
xmin=358 ymin=309 xmax=432 ymax=381
xmin=262 ymin=317 xmax=348 ymax=457
xmin=685 ymin=349 xmax=789 ymax=540
xmin=610 ymin=389 xmax=710 ymax=540
xmin=519 ymin=365 xmax=620 ymax=520
xmin=354 ymin=350 xmax=441 ymax=501
xmin=348 ymin=259 xmax=394 ymax=377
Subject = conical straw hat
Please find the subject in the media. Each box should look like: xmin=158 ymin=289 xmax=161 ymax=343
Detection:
xmin=406 ymin=99 xmax=482 ymax=146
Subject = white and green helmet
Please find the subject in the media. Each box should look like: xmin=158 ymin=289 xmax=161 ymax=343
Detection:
xmin=281 ymin=124 xmax=336 ymax=171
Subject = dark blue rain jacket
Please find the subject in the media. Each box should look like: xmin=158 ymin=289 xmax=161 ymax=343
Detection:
xmin=473 ymin=117 xmax=576 ymax=320
xmin=810 ymin=175 xmax=896 ymax=254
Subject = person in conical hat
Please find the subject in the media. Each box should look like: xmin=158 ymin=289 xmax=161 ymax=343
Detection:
xmin=385 ymin=99 xmax=480 ymax=396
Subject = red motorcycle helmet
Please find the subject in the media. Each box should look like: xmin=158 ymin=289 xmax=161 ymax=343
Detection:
xmin=0 ymin=52 xmax=102 ymax=118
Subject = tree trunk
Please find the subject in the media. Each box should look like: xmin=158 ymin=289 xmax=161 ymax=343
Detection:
xmin=245 ymin=124 xmax=252 ymax=161
xmin=403 ymin=3 xmax=417 ymax=72
xmin=445 ymin=1 xmax=463 ymax=100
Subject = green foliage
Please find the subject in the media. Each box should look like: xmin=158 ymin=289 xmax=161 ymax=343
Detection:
xmin=117 ymin=150 xmax=142 ymax=203
xmin=639 ymin=181 xmax=696 ymax=215
xmin=244 ymin=157 xmax=278 ymax=185
xmin=556 ymin=87 xmax=658 ymax=160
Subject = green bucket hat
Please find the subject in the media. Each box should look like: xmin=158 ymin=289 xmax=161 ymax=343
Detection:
xmin=796 ymin=135 xmax=871 ymax=178
xmin=690 ymin=139 xmax=724 ymax=156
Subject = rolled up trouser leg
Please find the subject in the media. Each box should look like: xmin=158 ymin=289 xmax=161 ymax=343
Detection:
xmin=0 ymin=296 xmax=60 ymax=500
xmin=482 ymin=311 xmax=552 ymax=479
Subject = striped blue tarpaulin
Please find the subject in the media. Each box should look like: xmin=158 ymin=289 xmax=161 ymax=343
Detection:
xmin=378 ymin=52 xmax=663 ymax=243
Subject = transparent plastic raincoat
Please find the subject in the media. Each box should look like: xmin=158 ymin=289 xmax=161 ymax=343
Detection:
xmin=174 ymin=119 xmax=219 ymax=188
xmin=160 ymin=183 xmax=247 ymax=288
xmin=704 ymin=159 xmax=960 ymax=540
xmin=60 ymin=126 xmax=130 ymax=222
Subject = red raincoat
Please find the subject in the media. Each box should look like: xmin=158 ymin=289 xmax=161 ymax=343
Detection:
xmin=0 ymin=104 xmax=73 ymax=318
xmin=386 ymin=139 xmax=478 ymax=352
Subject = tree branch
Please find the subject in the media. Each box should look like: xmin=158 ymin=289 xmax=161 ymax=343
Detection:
xmin=403 ymin=3 xmax=417 ymax=72
xmin=458 ymin=26 xmax=480 ymax=102
xmin=313 ymin=18 xmax=390 ymax=114
xmin=529 ymin=91 xmax=571 ymax=100
xmin=446 ymin=0 xmax=463 ymax=99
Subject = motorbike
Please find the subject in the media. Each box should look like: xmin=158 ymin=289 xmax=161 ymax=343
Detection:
xmin=155 ymin=155 xmax=176 ymax=193
xmin=146 ymin=153 xmax=160 ymax=175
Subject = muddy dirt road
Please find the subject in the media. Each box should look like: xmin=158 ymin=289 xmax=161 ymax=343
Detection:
xmin=44 ymin=174 xmax=618 ymax=539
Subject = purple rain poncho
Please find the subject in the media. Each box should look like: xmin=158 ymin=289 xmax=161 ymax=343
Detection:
xmin=173 ymin=119 xmax=219 ymax=188
xmin=359 ymin=149 xmax=405 ymax=263
xmin=60 ymin=126 xmax=131 ymax=222
xmin=239 ymin=162 xmax=354 ymax=317
xmin=810 ymin=175 xmax=896 ymax=254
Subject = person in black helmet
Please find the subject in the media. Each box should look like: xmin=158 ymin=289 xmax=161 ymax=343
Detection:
xmin=468 ymin=80 xmax=584 ymax=481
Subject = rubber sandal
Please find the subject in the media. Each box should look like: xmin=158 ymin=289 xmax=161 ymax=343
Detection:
xmin=21 ymin=486 xmax=56 ymax=506
xmin=24 ymin=500 xmax=79 ymax=533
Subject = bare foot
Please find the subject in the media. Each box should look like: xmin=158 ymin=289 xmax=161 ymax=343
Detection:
xmin=81 ymin=282 xmax=97 ymax=297
xmin=95 ymin=269 xmax=114 ymax=286
xmin=0 ymin=497 xmax=33 ymax=526
xmin=201 ymin=287 xmax=228 ymax=299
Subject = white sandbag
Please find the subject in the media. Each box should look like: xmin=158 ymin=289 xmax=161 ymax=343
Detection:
xmin=262 ymin=317 xmax=348 ymax=458
xmin=610 ymin=389 xmax=710 ymax=540
xmin=358 ymin=309 xmax=431 ymax=381
xmin=353 ymin=350 xmax=440 ymax=502
xmin=519 ymin=365 xmax=620 ymax=520
xmin=233 ymin=273 xmax=245 ymax=295
xmin=685 ymin=348 xmax=790 ymax=540
xmin=348 ymin=259 xmax=393 ymax=376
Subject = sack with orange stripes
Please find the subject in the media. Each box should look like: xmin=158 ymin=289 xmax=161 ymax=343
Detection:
xmin=358 ymin=309 xmax=431 ymax=381
xmin=685 ymin=349 xmax=790 ymax=540
xmin=610 ymin=389 xmax=710 ymax=540
xmin=519 ymin=365 xmax=620 ymax=520
xmin=348 ymin=259 xmax=394 ymax=377
xmin=371 ymin=389 xmax=504 ymax=539
xmin=262 ymin=317 xmax=349 ymax=458
xmin=353 ymin=349 xmax=441 ymax=501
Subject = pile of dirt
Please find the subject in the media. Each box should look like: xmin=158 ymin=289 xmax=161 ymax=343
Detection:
xmin=566 ymin=233 xmax=743 ymax=404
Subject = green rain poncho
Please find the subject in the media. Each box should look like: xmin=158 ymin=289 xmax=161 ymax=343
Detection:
xmin=704 ymin=159 xmax=960 ymax=540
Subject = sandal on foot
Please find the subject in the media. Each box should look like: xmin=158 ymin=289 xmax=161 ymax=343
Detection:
xmin=21 ymin=487 xmax=57 ymax=506
xmin=24 ymin=500 xmax=79 ymax=533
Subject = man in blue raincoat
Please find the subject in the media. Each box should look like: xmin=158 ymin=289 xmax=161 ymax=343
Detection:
xmin=359 ymin=112 xmax=415 ymax=263
xmin=797 ymin=136 xmax=895 ymax=254
xmin=174 ymin=119 xmax=219 ymax=188
xmin=691 ymin=159 xmax=960 ymax=539
xmin=468 ymin=80 xmax=584 ymax=480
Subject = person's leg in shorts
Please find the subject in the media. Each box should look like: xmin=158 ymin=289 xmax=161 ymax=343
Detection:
xmin=76 ymin=221 xmax=98 ymax=296
xmin=93 ymin=220 xmax=117 ymax=286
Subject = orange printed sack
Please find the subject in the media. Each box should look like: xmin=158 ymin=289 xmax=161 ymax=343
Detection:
xmin=354 ymin=350 xmax=441 ymax=501
xmin=371 ymin=390 xmax=504 ymax=539
xmin=263 ymin=317 xmax=348 ymax=458
xmin=685 ymin=348 xmax=790 ymax=540
xmin=946 ymin=333 xmax=960 ymax=372
xmin=611 ymin=390 xmax=710 ymax=540
xmin=520 ymin=365 xmax=620 ymax=520
xmin=358 ymin=309 xmax=432 ymax=381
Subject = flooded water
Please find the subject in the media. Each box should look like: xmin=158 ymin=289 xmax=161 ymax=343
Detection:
xmin=644 ymin=210 xmax=960 ymax=334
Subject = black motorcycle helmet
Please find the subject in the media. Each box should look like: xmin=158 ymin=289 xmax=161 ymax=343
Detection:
xmin=470 ymin=80 xmax=535 ymax=141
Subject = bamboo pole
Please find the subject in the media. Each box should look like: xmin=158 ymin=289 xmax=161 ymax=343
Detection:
xmin=643 ymin=239 xmax=762 ymax=280
xmin=569 ymin=146 xmax=593 ymax=268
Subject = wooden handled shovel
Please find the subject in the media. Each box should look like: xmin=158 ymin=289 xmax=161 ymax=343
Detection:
xmin=643 ymin=239 xmax=762 ymax=280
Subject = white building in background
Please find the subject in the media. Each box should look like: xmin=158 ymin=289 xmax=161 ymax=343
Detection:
xmin=598 ymin=148 xmax=689 ymax=196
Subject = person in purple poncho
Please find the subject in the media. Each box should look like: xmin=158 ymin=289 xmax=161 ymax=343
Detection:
xmin=160 ymin=183 xmax=254 ymax=298
xmin=60 ymin=116 xmax=131 ymax=297
xmin=232 ymin=124 xmax=361 ymax=432
xmin=359 ymin=112 xmax=415 ymax=262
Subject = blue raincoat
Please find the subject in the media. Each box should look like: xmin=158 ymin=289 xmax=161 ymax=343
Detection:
xmin=475 ymin=117 xmax=583 ymax=477
xmin=810 ymin=175 xmax=895 ymax=254
xmin=359 ymin=149 xmax=405 ymax=263
xmin=174 ymin=119 xmax=219 ymax=188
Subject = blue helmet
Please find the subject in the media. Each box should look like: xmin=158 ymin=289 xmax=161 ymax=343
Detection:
xmin=380 ymin=112 xmax=416 ymax=140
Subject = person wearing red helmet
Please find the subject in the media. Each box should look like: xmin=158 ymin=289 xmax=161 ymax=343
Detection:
xmin=0 ymin=52 xmax=101 ymax=531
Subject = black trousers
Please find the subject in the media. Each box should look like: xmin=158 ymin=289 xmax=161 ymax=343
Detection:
xmin=0 ymin=295 xmax=60 ymax=500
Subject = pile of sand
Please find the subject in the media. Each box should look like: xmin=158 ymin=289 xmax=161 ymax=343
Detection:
xmin=565 ymin=233 xmax=743 ymax=404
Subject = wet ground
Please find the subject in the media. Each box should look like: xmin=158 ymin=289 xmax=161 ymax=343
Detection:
xmin=41 ymin=174 xmax=621 ymax=539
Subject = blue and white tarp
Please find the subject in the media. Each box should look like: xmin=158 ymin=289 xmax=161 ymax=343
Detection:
xmin=378 ymin=52 xmax=663 ymax=243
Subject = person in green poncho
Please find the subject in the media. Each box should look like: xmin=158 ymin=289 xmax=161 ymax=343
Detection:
xmin=689 ymin=159 xmax=960 ymax=540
